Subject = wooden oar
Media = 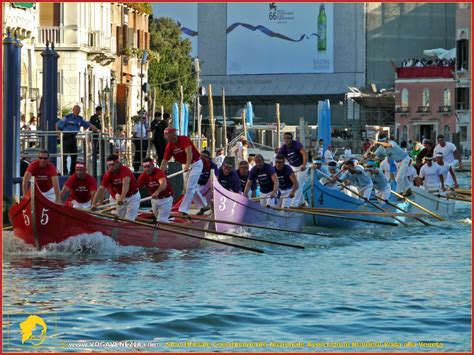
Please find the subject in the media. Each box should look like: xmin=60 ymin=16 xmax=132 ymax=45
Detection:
xmin=85 ymin=210 xmax=264 ymax=253
xmin=372 ymin=198 xmax=432 ymax=226
xmin=438 ymin=194 xmax=471 ymax=203
xmin=300 ymin=207 xmax=424 ymax=218
xmin=250 ymin=195 xmax=291 ymax=202
xmin=136 ymin=217 xmax=305 ymax=249
xmin=2 ymin=226 xmax=13 ymax=231
xmin=272 ymin=207 xmax=398 ymax=226
xmin=390 ymin=190 xmax=445 ymax=221
xmin=169 ymin=213 xmax=337 ymax=238
xmin=455 ymin=188 xmax=471 ymax=195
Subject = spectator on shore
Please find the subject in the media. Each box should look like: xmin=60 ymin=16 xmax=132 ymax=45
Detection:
xmin=57 ymin=105 xmax=100 ymax=175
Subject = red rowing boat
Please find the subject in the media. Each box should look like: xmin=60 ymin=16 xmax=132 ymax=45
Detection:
xmin=8 ymin=182 xmax=208 ymax=250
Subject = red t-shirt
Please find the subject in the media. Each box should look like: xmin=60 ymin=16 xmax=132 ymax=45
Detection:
xmin=101 ymin=165 xmax=138 ymax=197
xmin=137 ymin=168 xmax=173 ymax=198
xmin=65 ymin=174 xmax=97 ymax=203
xmin=163 ymin=136 xmax=200 ymax=164
xmin=26 ymin=160 xmax=58 ymax=192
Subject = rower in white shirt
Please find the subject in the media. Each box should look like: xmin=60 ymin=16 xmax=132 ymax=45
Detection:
xmin=434 ymin=152 xmax=458 ymax=189
xmin=371 ymin=134 xmax=412 ymax=197
xmin=418 ymin=156 xmax=445 ymax=192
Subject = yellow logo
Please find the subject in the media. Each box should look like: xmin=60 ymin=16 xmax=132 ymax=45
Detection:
xmin=19 ymin=315 xmax=47 ymax=346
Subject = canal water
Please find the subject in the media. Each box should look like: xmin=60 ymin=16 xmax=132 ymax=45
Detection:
xmin=2 ymin=174 xmax=471 ymax=352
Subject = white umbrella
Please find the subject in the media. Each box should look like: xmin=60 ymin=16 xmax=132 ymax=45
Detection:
xmin=439 ymin=48 xmax=456 ymax=59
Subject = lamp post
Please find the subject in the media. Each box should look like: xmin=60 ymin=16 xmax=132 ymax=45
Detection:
xmin=102 ymin=83 xmax=111 ymax=131
xmin=193 ymin=57 xmax=201 ymax=137
xmin=140 ymin=50 xmax=148 ymax=111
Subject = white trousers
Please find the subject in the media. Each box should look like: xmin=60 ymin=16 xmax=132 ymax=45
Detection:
xmin=41 ymin=188 xmax=56 ymax=203
xmin=112 ymin=191 xmax=140 ymax=220
xmin=194 ymin=184 xmax=209 ymax=210
xmin=290 ymin=166 xmax=308 ymax=207
xmin=375 ymin=184 xmax=391 ymax=201
xmin=357 ymin=184 xmax=373 ymax=200
xmin=179 ymin=160 xmax=206 ymax=214
xmin=395 ymin=157 xmax=411 ymax=193
xmin=259 ymin=191 xmax=278 ymax=208
xmin=151 ymin=196 xmax=173 ymax=222
xmin=72 ymin=200 xmax=92 ymax=209
xmin=278 ymin=189 xmax=293 ymax=208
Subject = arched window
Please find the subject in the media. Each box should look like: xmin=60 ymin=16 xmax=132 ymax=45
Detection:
xmin=401 ymin=89 xmax=409 ymax=107
xmin=443 ymin=88 xmax=451 ymax=107
xmin=422 ymin=88 xmax=430 ymax=107
xmin=444 ymin=125 xmax=451 ymax=141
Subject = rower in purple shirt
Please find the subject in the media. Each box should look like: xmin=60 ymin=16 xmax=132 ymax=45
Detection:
xmin=217 ymin=158 xmax=241 ymax=193
xmin=238 ymin=160 xmax=257 ymax=198
xmin=244 ymin=154 xmax=279 ymax=207
xmin=277 ymin=132 xmax=308 ymax=207
xmin=274 ymin=154 xmax=298 ymax=208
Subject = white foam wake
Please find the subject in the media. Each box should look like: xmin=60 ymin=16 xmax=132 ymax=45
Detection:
xmin=2 ymin=231 xmax=144 ymax=256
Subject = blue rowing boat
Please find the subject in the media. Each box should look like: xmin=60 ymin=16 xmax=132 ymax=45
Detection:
xmin=302 ymin=177 xmax=409 ymax=228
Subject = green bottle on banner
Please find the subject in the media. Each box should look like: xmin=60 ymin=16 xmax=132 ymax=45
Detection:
xmin=317 ymin=4 xmax=327 ymax=51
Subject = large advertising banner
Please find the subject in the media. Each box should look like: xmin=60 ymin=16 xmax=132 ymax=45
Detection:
xmin=152 ymin=3 xmax=198 ymax=57
xmin=227 ymin=3 xmax=333 ymax=75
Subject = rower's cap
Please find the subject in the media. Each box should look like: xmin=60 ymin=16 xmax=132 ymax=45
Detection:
xmin=164 ymin=127 xmax=176 ymax=135
xmin=350 ymin=158 xmax=359 ymax=164
xmin=366 ymin=160 xmax=375 ymax=167
xmin=425 ymin=155 xmax=434 ymax=160
xmin=327 ymin=160 xmax=338 ymax=167
xmin=378 ymin=134 xmax=388 ymax=142
xmin=75 ymin=162 xmax=85 ymax=169
xmin=313 ymin=159 xmax=323 ymax=164
xmin=436 ymin=152 xmax=443 ymax=157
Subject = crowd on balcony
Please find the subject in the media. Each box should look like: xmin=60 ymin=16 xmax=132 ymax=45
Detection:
xmin=401 ymin=57 xmax=455 ymax=68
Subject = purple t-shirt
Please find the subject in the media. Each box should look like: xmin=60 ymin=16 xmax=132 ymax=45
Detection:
xmin=276 ymin=164 xmax=294 ymax=190
xmin=249 ymin=163 xmax=276 ymax=194
xmin=278 ymin=140 xmax=304 ymax=167
xmin=238 ymin=171 xmax=257 ymax=192
xmin=218 ymin=169 xmax=241 ymax=193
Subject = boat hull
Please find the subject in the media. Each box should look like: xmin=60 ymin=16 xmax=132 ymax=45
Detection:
xmin=303 ymin=178 xmax=409 ymax=228
xmin=408 ymin=187 xmax=455 ymax=216
xmin=8 ymin=184 xmax=206 ymax=250
xmin=212 ymin=176 xmax=304 ymax=233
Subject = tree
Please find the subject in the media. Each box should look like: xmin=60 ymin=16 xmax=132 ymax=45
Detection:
xmin=148 ymin=17 xmax=196 ymax=113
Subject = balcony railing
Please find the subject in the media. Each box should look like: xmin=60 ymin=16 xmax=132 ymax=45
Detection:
xmin=395 ymin=106 xmax=410 ymax=114
xmin=38 ymin=26 xmax=63 ymax=45
xmin=38 ymin=27 xmax=114 ymax=54
xmin=438 ymin=105 xmax=452 ymax=113
xmin=417 ymin=106 xmax=431 ymax=113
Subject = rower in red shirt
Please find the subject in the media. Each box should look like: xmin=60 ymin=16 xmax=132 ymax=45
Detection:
xmin=160 ymin=128 xmax=209 ymax=215
xmin=22 ymin=149 xmax=61 ymax=203
xmin=138 ymin=157 xmax=174 ymax=222
xmin=92 ymin=154 xmax=140 ymax=220
xmin=60 ymin=162 xmax=97 ymax=209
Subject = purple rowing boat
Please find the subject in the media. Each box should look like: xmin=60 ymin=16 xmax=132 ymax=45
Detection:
xmin=212 ymin=176 xmax=304 ymax=233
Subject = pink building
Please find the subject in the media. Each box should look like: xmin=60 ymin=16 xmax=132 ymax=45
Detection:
xmin=395 ymin=66 xmax=456 ymax=144
xmin=454 ymin=3 xmax=470 ymax=155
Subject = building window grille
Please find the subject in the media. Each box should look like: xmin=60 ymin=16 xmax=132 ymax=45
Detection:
xmin=460 ymin=126 xmax=468 ymax=141
xmin=422 ymin=88 xmax=430 ymax=107
xmin=456 ymin=38 xmax=469 ymax=71
xmin=444 ymin=125 xmax=451 ymax=142
xmin=455 ymin=87 xmax=470 ymax=110
xmin=401 ymin=88 xmax=409 ymax=107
